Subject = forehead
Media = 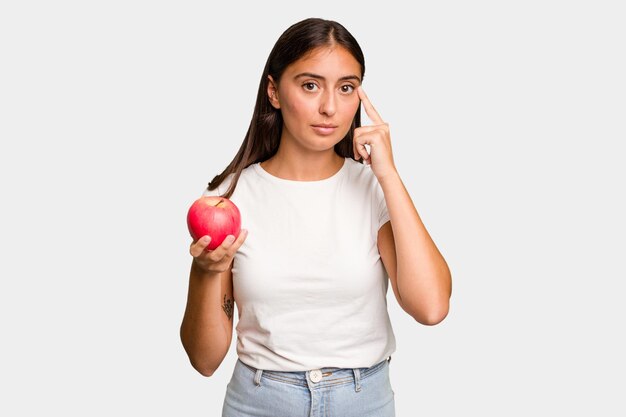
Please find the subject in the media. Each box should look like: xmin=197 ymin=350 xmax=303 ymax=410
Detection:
xmin=285 ymin=46 xmax=361 ymax=79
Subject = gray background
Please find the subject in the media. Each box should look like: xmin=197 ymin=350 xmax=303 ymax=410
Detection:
xmin=1 ymin=1 xmax=624 ymax=415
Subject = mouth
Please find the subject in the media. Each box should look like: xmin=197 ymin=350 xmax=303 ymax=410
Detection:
xmin=311 ymin=124 xmax=338 ymax=135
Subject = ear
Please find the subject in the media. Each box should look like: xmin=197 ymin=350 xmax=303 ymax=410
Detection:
xmin=267 ymin=75 xmax=280 ymax=109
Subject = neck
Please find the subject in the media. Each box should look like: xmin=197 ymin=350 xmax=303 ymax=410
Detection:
xmin=260 ymin=150 xmax=344 ymax=181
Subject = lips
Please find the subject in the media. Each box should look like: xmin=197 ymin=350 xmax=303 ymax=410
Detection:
xmin=311 ymin=124 xmax=338 ymax=136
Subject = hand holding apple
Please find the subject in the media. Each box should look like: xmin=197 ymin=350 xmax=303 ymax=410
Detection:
xmin=189 ymin=227 xmax=248 ymax=274
xmin=187 ymin=196 xmax=242 ymax=251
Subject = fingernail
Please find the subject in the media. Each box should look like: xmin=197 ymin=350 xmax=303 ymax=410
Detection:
xmin=203 ymin=236 xmax=211 ymax=243
xmin=225 ymin=235 xmax=235 ymax=244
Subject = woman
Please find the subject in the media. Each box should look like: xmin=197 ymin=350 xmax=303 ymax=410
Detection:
xmin=180 ymin=17 xmax=452 ymax=417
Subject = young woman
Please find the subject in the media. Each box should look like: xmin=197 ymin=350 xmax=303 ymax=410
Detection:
xmin=180 ymin=17 xmax=452 ymax=417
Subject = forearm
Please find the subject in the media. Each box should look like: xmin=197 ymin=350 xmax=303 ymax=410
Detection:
xmin=379 ymin=171 xmax=452 ymax=324
xmin=180 ymin=263 xmax=230 ymax=376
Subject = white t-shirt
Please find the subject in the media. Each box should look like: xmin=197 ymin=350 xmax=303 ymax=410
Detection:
xmin=202 ymin=157 xmax=396 ymax=371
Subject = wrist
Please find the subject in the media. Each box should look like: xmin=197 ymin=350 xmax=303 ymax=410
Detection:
xmin=377 ymin=168 xmax=400 ymax=186
xmin=191 ymin=259 xmax=220 ymax=279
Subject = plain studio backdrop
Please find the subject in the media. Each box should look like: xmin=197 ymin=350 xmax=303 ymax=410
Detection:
xmin=1 ymin=1 xmax=624 ymax=415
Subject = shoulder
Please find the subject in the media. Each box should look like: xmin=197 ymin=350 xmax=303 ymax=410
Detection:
xmin=202 ymin=163 xmax=258 ymax=197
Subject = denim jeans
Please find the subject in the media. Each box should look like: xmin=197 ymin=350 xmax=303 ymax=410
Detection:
xmin=221 ymin=356 xmax=395 ymax=417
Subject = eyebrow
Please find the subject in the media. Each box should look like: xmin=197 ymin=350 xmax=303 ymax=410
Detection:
xmin=294 ymin=72 xmax=362 ymax=83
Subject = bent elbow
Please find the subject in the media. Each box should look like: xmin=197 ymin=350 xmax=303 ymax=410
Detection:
xmin=413 ymin=302 xmax=450 ymax=326
xmin=198 ymin=369 xmax=215 ymax=378
xmin=416 ymin=312 xmax=447 ymax=326
xmin=192 ymin=362 xmax=216 ymax=377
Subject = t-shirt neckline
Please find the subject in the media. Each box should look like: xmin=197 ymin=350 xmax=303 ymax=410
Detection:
xmin=253 ymin=158 xmax=348 ymax=185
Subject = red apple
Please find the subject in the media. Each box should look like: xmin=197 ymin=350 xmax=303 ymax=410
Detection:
xmin=187 ymin=196 xmax=242 ymax=251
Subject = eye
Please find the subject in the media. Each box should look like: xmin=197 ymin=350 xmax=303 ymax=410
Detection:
xmin=341 ymin=84 xmax=355 ymax=94
xmin=303 ymin=82 xmax=319 ymax=92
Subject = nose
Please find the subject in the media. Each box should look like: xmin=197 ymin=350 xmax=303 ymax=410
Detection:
xmin=319 ymin=90 xmax=336 ymax=117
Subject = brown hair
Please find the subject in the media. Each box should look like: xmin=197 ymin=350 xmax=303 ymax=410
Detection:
xmin=207 ymin=17 xmax=366 ymax=198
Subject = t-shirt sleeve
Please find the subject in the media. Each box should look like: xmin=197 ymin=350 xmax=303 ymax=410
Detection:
xmin=374 ymin=180 xmax=390 ymax=230
xmin=202 ymin=173 xmax=234 ymax=198
xmin=202 ymin=183 xmax=222 ymax=197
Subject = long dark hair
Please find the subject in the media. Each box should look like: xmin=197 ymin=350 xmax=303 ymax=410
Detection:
xmin=207 ymin=17 xmax=366 ymax=198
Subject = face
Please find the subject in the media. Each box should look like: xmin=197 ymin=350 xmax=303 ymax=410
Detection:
xmin=268 ymin=46 xmax=362 ymax=151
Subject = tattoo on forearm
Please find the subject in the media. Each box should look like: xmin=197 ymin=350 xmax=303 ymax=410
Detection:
xmin=222 ymin=294 xmax=233 ymax=320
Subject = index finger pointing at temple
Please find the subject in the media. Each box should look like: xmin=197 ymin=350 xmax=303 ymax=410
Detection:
xmin=357 ymin=86 xmax=384 ymax=124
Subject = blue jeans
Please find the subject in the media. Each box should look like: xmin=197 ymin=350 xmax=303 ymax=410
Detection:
xmin=222 ymin=356 xmax=395 ymax=416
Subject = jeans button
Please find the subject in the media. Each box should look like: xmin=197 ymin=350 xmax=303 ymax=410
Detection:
xmin=309 ymin=369 xmax=322 ymax=383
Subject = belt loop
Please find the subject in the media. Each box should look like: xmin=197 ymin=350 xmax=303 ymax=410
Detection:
xmin=353 ymin=368 xmax=361 ymax=392
xmin=254 ymin=369 xmax=263 ymax=386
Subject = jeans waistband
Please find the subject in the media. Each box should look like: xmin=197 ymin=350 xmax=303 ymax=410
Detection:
xmin=239 ymin=356 xmax=391 ymax=391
